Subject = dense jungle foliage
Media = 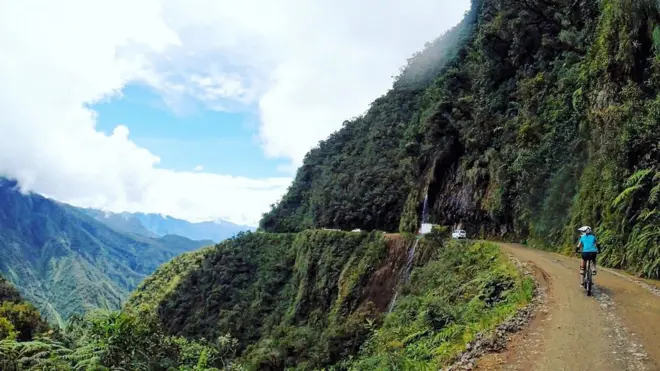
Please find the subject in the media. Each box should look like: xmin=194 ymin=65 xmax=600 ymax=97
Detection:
xmin=345 ymin=240 xmax=533 ymax=369
xmin=1 ymin=272 xmax=238 ymax=370
xmin=263 ymin=0 xmax=660 ymax=279
xmin=130 ymin=230 xmax=394 ymax=370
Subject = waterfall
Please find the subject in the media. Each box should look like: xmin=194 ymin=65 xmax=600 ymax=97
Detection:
xmin=387 ymin=239 xmax=418 ymax=313
xmin=387 ymin=292 xmax=398 ymax=313
xmin=388 ymin=193 xmax=428 ymax=313
xmin=421 ymin=194 xmax=429 ymax=224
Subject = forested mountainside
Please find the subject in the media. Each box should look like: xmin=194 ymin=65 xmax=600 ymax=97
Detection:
xmin=82 ymin=209 xmax=254 ymax=242
xmin=0 ymin=179 xmax=210 ymax=325
xmin=127 ymin=230 xmax=532 ymax=369
xmin=80 ymin=209 xmax=159 ymax=237
xmin=259 ymin=5 xmax=479 ymax=234
xmin=263 ymin=0 xmax=660 ymax=279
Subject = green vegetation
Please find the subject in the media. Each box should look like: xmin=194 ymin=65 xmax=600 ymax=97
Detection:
xmin=125 ymin=245 xmax=215 ymax=318
xmin=127 ymin=229 xmax=531 ymax=370
xmin=404 ymin=0 xmax=660 ymax=278
xmin=0 ymin=272 xmax=232 ymax=370
xmin=2 ymin=194 xmax=529 ymax=370
xmin=129 ymin=230 xmax=394 ymax=370
xmin=258 ymin=2 xmax=480 ymax=234
xmin=0 ymin=277 xmax=50 ymax=343
xmin=346 ymin=239 xmax=533 ymax=369
xmin=0 ymin=179 xmax=210 ymax=325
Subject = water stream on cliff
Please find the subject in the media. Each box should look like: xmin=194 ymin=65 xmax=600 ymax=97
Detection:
xmin=421 ymin=194 xmax=429 ymax=225
xmin=387 ymin=194 xmax=429 ymax=313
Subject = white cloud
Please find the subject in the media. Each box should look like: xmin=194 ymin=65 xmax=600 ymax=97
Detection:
xmin=154 ymin=0 xmax=472 ymax=164
xmin=193 ymin=165 xmax=204 ymax=172
xmin=61 ymin=168 xmax=291 ymax=227
xmin=0 ymin=0 xmax=469 ymax=226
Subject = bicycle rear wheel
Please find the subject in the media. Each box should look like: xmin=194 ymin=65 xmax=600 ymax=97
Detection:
xmin=585 ymin=260 xmax=592 ymax=296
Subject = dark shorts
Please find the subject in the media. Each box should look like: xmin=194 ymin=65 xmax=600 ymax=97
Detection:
xmin=582 ymin=252 xmax=597 ymax=261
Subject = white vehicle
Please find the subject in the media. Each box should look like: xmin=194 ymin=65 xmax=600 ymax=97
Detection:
xmin=451 ymin=229 xmax=467 ymax=239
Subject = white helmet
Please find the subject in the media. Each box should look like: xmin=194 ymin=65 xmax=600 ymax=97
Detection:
xmin=578 ymin=225 xmax=592 ymax=234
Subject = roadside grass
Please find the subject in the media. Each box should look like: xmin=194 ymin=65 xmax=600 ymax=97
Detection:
xmin=340 ymin=239 xmax=534 ymax=370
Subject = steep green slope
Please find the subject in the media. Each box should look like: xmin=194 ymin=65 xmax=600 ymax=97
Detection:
xmin=128 ymin=230 xmax=532 ymax=370
xmin=125 ymin=244 xmax=214 ymax=318
xmin=262 ymin=0 xmax=660 ymax=279
xmin=129 ymin=230 xmax=408 ymax=369
xmin=0 ymin=179 xmax=210 ymax=324
xmin=347 ymin=240 xmax=533 ymax=369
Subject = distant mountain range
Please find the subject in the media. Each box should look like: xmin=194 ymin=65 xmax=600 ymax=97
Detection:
xmin=81 ymin=209 xmax=255 ymax=242
xmin=0 ymin=178 xmax=220 ymax=326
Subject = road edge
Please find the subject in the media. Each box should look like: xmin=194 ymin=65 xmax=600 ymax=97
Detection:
xmin=442 ymin=247 xmax=549 ymax=371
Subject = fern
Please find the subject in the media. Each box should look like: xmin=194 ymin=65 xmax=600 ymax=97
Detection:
xmin=648 ymin=176 xmax=660 ymax=204
xmin=612 ymin=169 xmax=655 ymax=208
xmin=0 ymin=338 xmax=74 ymax=370
xmin=612 ymin=184 xmax=642 ymax=208
xmin=639 ymin=209 xmax=659 ymax=221
xmin=624 ymin=169 xmax=653 ymax=187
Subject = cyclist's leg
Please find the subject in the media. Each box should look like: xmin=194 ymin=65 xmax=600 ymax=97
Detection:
xmin=584 ymin=252 xmax=597 ymax=275
xmin=592 ymin=253 xmax=597 ymax=275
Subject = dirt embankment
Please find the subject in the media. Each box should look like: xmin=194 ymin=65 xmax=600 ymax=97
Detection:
xmin=358 ymin=234 xmax=411 ymax=312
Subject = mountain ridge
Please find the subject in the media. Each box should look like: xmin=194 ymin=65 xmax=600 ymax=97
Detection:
xmin=0 ymin=178 xmax=211 ymax=325
xmin=81 ymin=208 xmax=254 ymax=242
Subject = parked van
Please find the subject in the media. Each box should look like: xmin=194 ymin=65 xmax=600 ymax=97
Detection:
xmin=451 ymin=229 xmax=467 ymax=239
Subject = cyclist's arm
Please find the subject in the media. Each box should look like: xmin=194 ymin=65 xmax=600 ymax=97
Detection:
xmin=575 ymin=240 xmax=582 ymax=253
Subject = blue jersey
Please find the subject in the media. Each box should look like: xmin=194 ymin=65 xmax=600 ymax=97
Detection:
xmin=580 ymin=234 xmax=598 ymax=253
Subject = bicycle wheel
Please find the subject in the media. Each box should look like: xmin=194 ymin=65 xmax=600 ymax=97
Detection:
xmin=586 ymin=261 xmax=592 ymax=296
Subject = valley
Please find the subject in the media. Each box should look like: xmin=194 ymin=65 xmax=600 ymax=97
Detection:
xmin=0 ymin=179 xmax=245 ymax=325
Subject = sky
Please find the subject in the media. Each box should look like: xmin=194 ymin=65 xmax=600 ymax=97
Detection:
xmin=0 ymin=0 xmax=470 ymax=227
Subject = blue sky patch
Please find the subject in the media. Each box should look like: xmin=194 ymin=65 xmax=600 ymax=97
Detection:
xmin=92 ymin=84 xmax=289 ymax=178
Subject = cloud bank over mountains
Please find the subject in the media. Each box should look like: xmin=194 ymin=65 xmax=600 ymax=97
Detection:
xmin=0 ymin=0 xmax=469 ymax=226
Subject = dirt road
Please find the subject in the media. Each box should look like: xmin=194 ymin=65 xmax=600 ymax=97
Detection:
xmin=477 ymin=243 xmax=660 ymax=371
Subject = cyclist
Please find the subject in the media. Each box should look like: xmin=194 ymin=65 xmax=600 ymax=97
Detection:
xmin=575 ymin=225 xmax=599 ymax=286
